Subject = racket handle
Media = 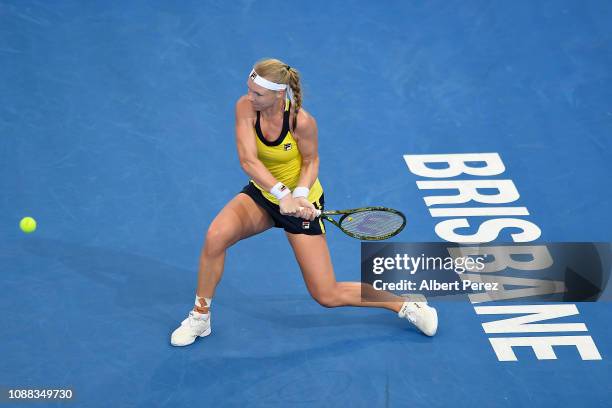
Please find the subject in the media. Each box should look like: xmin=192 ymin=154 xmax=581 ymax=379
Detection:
xmin=298 ymin=207 xmax=322 ymax=217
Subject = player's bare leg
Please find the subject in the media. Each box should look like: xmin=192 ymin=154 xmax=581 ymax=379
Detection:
xmin=286 ymin=232 xmax=438 ymax=336
xmin=171 ymin=193 xmax=273 ymax=346
xmin=194 ymin=193 xmax=274 ymax=313
xmin=285 ymin=232 xmax=403 ymax=311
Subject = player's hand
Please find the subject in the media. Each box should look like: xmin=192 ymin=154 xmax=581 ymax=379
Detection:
xmin=279 ymin=195 xmax=300 ymax=217
xmin=295 ymin=197 xmax=316 ymax=221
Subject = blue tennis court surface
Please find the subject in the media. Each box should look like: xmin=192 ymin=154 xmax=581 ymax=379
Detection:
xmin=2 ymin=1 xmax=611 ymax=407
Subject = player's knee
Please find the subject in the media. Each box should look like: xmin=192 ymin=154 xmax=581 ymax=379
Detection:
xmin=312 ymin=289 xmax=342 ymax=308
xmin=204 ymin=224 xmax=234 ymax=255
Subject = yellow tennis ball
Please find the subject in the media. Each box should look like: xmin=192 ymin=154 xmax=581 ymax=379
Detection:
xmin=20 ymin=217 xmax=37 ymax=233
xmin=348 ymin=217 xmax=353 ymax=221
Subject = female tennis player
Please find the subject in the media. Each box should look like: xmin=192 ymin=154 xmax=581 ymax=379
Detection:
xmin=171 ymin=58 xmax=438 ymax=346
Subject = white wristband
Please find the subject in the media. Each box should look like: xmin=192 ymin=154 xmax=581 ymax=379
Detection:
xmin=292 ymin=186 xmax=310 ymax=199
xmin=270 ymin=182 xmax=291 ymax=200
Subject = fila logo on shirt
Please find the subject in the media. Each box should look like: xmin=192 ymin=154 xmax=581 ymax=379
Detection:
xmin=284 ymin=143 xmax=292 ymax=151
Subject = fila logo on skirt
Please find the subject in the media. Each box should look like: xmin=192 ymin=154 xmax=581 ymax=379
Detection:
xmin=302 ymin=221 xmax=310 ymax=229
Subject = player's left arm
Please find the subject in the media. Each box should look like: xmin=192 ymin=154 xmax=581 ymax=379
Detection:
xmin=293 ymin=109 xmax=319 ymax=220
xmin=294 ymin=109 xmax=320 ymax=190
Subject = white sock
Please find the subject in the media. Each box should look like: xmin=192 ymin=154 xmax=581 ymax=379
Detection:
xmin=195 ymin=296 xmax=212 ymax=313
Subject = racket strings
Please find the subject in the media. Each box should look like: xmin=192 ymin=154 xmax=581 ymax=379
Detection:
xmin=339 ymin=210 xmax=404 ymax=239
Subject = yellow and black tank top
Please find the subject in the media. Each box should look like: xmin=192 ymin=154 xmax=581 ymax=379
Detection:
xmin=252 ymin=99 xmax=324 ymax=205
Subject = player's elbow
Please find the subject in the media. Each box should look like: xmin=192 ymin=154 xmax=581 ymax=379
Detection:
xmin=303 ymin=155 xmax=318 ymax=165
xmin=301 ymin=156 xmax=319 ymax=171
xmin=240 ymin=157 xmax=256 ymax=172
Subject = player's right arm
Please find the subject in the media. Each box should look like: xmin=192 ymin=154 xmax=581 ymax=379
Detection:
xmin=235 ymin=96 xmax=279 ymax=190
xmin=235 ymin=96 xmax=300 ymax=215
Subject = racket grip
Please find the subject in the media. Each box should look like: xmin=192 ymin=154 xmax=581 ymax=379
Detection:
xmin=297 ymin=207 xmax=322 ymax=217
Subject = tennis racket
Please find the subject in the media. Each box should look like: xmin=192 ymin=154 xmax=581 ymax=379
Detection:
xmin=310 ymin=207 xmax=406 ymax=240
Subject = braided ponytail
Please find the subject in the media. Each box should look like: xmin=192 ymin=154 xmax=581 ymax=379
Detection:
xmin=287 ymin=67 xmax=302 ymax=131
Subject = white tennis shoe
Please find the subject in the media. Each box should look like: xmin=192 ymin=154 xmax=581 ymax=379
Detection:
xmin=170 ymin=310 xmax=211 ymax=347
xmin=398 ymin=297 xmax=438 ymax=337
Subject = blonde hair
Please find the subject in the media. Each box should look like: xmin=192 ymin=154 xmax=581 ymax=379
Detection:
xmin=253 ymin=58 xmax=302 ymax=131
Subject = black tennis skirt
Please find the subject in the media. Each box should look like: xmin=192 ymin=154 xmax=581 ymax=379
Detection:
xmin=240 ymin=182 xmax=326 ymax=235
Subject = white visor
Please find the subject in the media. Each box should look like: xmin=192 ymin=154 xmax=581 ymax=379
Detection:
xmin=249 ymin=69 xmax=287 ymax=91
